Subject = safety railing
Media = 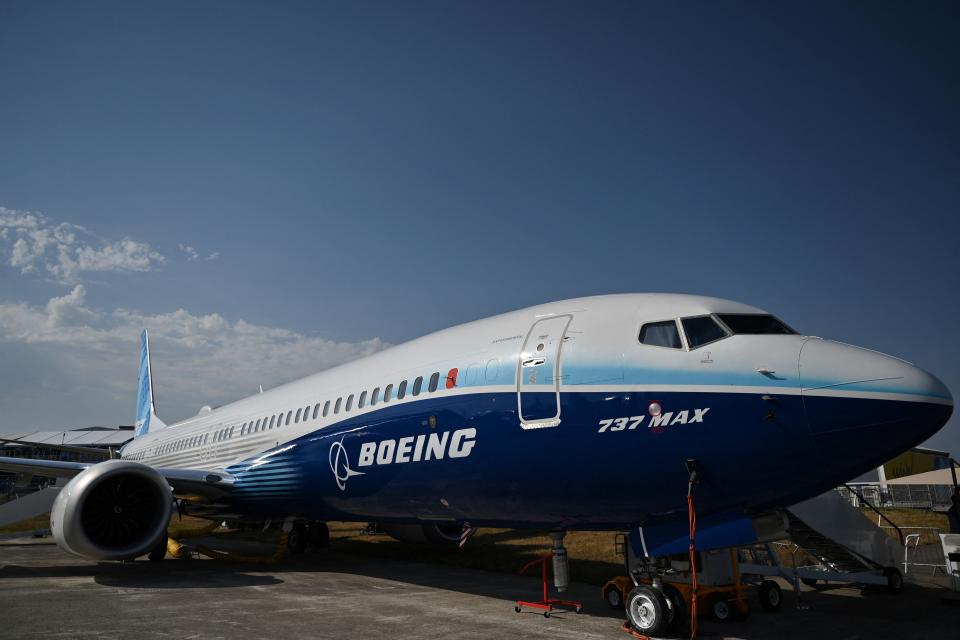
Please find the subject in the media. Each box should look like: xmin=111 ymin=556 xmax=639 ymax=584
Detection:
xmin=878 ymin=526 xmax=946 ymax=575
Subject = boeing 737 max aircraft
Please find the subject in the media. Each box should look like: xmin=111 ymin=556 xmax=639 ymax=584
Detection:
xmin=0 ymin=294 xmax=952 ymax=583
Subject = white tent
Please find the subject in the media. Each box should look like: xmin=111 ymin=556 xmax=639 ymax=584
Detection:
xmin=887 ymin=465 xmax=959 ymax=486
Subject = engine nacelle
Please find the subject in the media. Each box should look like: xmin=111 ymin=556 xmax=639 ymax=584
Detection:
xmin=52 ymin=460 xmax=172 ymax=560
xmin=381 ymin=523 xmax=463 ymax=546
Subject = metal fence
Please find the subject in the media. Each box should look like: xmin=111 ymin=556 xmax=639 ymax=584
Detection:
xmin=835 ymin=484 xmax=954 ymax=510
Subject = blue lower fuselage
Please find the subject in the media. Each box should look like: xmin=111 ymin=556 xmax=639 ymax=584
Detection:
xmin=222 ymin=389 xmax=951 ymax=530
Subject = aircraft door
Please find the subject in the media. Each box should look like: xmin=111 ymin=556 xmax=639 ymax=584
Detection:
xmin=517 ymin=315 xmax=571 ymax=429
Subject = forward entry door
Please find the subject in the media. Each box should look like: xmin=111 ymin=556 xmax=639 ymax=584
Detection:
xmin=517 ymin=315 xmax=571 ymax=429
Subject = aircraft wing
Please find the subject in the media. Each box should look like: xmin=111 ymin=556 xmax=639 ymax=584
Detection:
xmin=0 ymin=456 xmax=234 ymax=499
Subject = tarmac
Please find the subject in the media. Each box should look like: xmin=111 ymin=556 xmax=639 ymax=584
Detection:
xmin=0 ymin=537 xmax=956 ymax=640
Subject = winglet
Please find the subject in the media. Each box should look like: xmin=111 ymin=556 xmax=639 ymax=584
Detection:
xmin=134 ymin=329 xmax=167 ymax=437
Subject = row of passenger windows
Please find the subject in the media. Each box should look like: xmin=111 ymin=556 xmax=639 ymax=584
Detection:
xmin=639 ymin=313 xmax=796 ymax=350
xmin=150 ymin=369 xmax=456 ymax=457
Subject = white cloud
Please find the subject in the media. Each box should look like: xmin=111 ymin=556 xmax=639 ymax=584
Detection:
xmin=0 ymin=289 xmax=388 ymax=426
xmin=178 ymin=244 xmax=200 ymax=261
xmin=0 ymin=207 xmax=165 ymax=284
xmin=179 ymin=244 xmax=219 ymax=262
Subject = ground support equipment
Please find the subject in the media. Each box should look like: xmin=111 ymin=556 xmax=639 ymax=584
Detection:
xmin=737 ymin=541 xmax=903 ymax=606
xmin=514 ymin=552 xmax=583 ymax=617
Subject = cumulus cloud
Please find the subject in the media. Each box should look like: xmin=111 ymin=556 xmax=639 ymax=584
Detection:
xmin=0 ymin=289 xmax=388 ymax=425
xmin=0 ymin=207 xmax=165 ymax=284
xmin=179 ymin=244 xmax=220 ymax=262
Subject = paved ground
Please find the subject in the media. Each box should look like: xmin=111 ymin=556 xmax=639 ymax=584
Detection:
xmin=0 ymin=538 xmax=956 ymax=640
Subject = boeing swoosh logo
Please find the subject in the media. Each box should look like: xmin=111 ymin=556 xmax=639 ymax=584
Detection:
xmin=328 ymin=438 xmax=365 ymax=491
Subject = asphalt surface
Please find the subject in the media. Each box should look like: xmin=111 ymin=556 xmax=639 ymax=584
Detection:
xmin=0 ymin=538 xmax=956 ymax=640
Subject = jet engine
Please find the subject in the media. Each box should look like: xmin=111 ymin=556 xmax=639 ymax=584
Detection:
xmin=51 ymin=460 xmax=172 ymax=560
xmin=381 ymin=523 xmax=463 ymax=546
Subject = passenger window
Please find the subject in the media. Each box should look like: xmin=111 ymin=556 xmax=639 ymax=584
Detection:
xmin=682 ymin=316 xmax=728 ymax=348
xmin=359 ymin=391 xmax=367 ymax=408
xmin=346 ymin=394 xmax=354 ymax=411
xmin=335 ymin=397 xmax=342 ymax=414
xmin=398 ymin=380 xmax=407 ymax=399
xmin=413 ymin=376 xmax=423 ymax=396
xmin=304 ymin=405 xmax=310 ymax=420
xmin=295 ymin=408 xmax=302 ymax=423
xmin=384 ymin=384 xmax=393 ymax=402
xmin=639 ymin=320 xmax=682 ymax=349
xmin=285 ymin=410 xmax=292 ymax=426
xmin=313 ymin=403 xmax=320 ymax=419
xmin=371 ymin=387 xmax=380 ymax=405
xmin=429 ymin=372 xmax=440 ymax=392
xmin=269 ymin=415 xmax=275 ymax=429
xmin=323 ymin=400 xmax=330 ymax=417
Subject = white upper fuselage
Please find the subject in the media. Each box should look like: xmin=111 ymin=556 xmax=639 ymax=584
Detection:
xmin=121 ymin=294 xmax=770 ymax=468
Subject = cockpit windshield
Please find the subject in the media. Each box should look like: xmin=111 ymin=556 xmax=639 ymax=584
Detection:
xmin=717 ymin=314 xmax=796 ymax=335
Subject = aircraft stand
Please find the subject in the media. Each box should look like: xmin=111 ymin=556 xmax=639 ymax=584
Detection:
xmin=514 ymin=549 xmax=583 ymax=617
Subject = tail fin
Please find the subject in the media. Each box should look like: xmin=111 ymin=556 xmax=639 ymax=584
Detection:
xmin=134 ymin=329 xmax=167 ymax=438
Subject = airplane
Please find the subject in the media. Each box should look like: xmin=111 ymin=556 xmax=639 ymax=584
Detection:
xmin=0 ymin=293 xmax=953 ymax=634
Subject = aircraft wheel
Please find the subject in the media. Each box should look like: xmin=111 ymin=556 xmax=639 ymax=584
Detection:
xmin=884 ymin=567 xmax=904 ymax=594
xmin=309 ymin=522 xmax=330 ymax=550
xmin=626 ymin=586 xmax=668 ymax=636
xmin=801 ymin=577 xmax=818 ymax=588
xmin=759 ymin=580 xmax=783 ymax=612
xmin=663 ymin=584 xmax=687 ymax=633
xmin=147 ymin=537 xmax=167 ymax=562
xmin=288 ymin=523 xmax=308 ymax=554
xmin=514 ymin=605 xmax=521 ymax=613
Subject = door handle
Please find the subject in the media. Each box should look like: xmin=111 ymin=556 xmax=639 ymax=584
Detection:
xmin=522 ymin=356 xmax=546 ymax=367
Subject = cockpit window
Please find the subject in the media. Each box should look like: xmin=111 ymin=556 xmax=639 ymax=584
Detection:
xmin=639 ymin=320 xmax=682 ymax=349
xmin=681 ymin=316 xmax=728 ymax=348
xmin=717 ymin=314 xmax=796 ymax=335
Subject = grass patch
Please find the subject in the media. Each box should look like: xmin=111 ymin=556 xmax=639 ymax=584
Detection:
xmin=328 ymin=523 xmax=624 ymax=586
xmin=0 ymin=513 xmax=49 ymax=534
xmin=861 ymin=507 xmax=949 ymax=530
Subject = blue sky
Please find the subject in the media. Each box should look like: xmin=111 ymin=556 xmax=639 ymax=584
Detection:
xmin=0 ymin=2 xmax=957 ymax=453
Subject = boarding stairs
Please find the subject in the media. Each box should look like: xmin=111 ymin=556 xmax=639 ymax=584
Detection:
xmin=786 ymin=510 xmax=881 ymax=573
xmin=740 ymin=489 xmax=904 ymax=593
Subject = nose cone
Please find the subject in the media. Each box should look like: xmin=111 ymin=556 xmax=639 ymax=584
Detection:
xmin=799 ymin=338 xmax=953 ymax=480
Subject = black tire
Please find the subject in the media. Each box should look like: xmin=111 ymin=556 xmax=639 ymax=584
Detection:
xmin=544 ymin=610 xmax=550 ymax=618
xmin=626 ymin=586 xmax=668 ymax=636
xmin=605 ymin=585 xmax=624 ymax=609
xmin=759 ymin=580 xmax=782 ymax=612
xmin=147 ymin=537 xmax=167 ymax=562
xmin=288 ymin=523 xmax=308 ymax=554
xmin=514 ymin=605 xmax=521 ymax=613
xmin=712 ymin=597 xmax=732 ymax=622
xmin=309 ymin=522 xmax=330 ymax=550
xmin=801 ymin=577 xmax=818 ymax=588
xmin=575 ymin=605 xmax=582 ymax=614
xmin=884 ymin=567 xmax=904 ymax=595
xmin=663 ymin=583 xmax=688 ymax=633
